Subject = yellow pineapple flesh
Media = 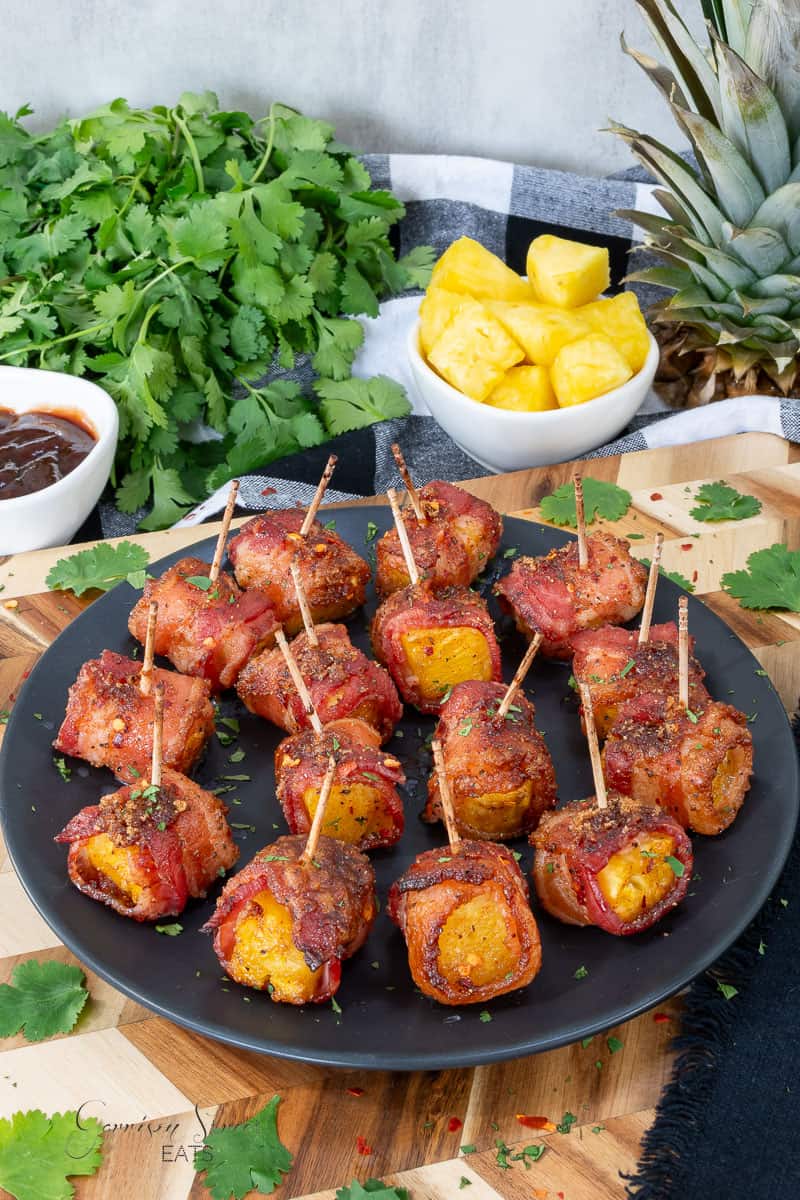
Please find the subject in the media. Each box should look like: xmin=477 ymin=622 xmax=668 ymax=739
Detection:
xmin=431 ymin=237 xmax=532 ymax=303
xmin=485 ymin=365 xmax=557 ymax=412
xmin=578 ymin=292 xmax=650 ymax=373
xmin=551 ymin=333 xmax=633 ymax=407
xmin=526 ymin=235 xmax=610 ymax=309
xmin=428 ymin=299 xmax=525 ymax=401
xmin=487 ymin=301 xmax=591 ymax=365
xmin=419 ymin=288 xmax=469 ymax=357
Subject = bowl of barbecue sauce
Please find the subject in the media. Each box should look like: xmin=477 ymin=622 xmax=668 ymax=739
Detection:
xmin=0 ymin=367 xmax=118 ymax=554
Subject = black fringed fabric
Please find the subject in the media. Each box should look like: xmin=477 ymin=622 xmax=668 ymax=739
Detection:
xmin=626 ymin=713 xmax=800 ymax=1199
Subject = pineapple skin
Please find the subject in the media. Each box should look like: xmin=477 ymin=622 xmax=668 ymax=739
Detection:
xmin=578 ymin=292 xmax=650 ymax=374
xmin=526 ymin=235 xmax=610 ymax=310
xmin=428 ymin=299 xmax=525 ymax=402
xmin=431 ymin=236 xmax=532 ymax=303
xmin=485 ymin=365 xmax=558 ymax=412
xmin=487 ymin=301 xmax=591 ymax=365
xmin=419 ymin=288 xmax=469 ymax=357
xmin=551 ymin=333 xmax=633 ymax=407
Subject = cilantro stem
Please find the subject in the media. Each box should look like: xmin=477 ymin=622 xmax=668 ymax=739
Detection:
xmin=0 ymin=318 xmax=112 ymax=363
xmin=250 ymin=102 xmax=278 ymax=185
xmin=172 ymin=114 xmax=205 ymax=193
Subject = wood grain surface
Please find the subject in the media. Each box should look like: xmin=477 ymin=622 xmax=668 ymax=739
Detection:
xmin=0 ymin=430 xmax=797 ymax=1200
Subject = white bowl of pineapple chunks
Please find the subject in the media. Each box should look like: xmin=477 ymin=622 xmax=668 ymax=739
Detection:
xmin=407 ymin=235 xmax=658 ymax=474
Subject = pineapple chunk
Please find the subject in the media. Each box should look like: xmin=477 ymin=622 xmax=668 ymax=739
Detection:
xmin=486 ymin=365 xmax=557 ymax=412
xmin=487 ymin=301 xmax=591 ymax=365
xmin=400 ymin=626 xmax=494 ymax=705
xmin=578 ymin=292 xmax=650 ymax=373
xmin=85 ymin=834 xmax=145 ymax=904
xmin=431 ymin=237 xmax=532 ymax=303
xmin=419 ymin=287 xmax=469 ymax=357
xmin=526 ymin=235 xmax=610 ymax=309
xmin=459 ymin=780 xmax=535 ymax=838
xmin=437 ymin=887 xmax=520 ymax=987
xmin=596 ymin=834 xmax=676 ymax=923
xmin=551 ymin=334 xmax=633 ymax=407
xmin=428 ymin=299 xmax=525 ymax=401
xmin=229 ymin=888 xmax=322 ymax=1001
xmin=303 ymin=781 xmax=384 ymax=845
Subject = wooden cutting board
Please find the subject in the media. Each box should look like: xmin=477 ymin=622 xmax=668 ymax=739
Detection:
xmin=0 ymin=430 xmax=798 ymax=1200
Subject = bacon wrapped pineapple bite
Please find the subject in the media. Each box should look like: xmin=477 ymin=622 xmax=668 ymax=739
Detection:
xmin=572 ymin=538 xmax=709 ymax=739
xmin=129 ymin=484 xmax=278 ymax=692
xmin=603 ymin=598 xmax=753 ymax=836
xmin=423 ymin=639 xmax=556 ymax=841
xmin=54 ymin=606 xmax=214 ymax=779
xmin=531 ymin=684 xmax=693 ymax=935
xmin=371 ymin=491 xmax=502 ymax=714
xmin=495 ymin=475 xmax=647 ymax=659
xmin=227 ymin=457 xmax=370 ymax=632
xmin=389 ymin=742 xmax=542 ymax=1005
xmin=270 ymin=629 xmax=405 ymax=851
xmin=204 ymin=760 xmax=377 ymax=1005
xmin=55 ymin=685 xmax=238 ymax=920
xmin=237 ymin=565 xmax=401 ymax=743
xmin=375 ymin=445 xmax=502 ymax=595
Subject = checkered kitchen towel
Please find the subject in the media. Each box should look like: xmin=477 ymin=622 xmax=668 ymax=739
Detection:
xmin=99 ymin=154 xmax=800 ymax=535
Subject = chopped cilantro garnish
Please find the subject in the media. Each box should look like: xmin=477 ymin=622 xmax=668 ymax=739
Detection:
xmin=665 ymin=855 xmax=685 ymax=878
xmin=574 ymin=965 xmax=589 ymax=980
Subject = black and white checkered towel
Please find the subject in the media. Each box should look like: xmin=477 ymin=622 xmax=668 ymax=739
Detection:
xmin=97 ymin=153 xmax=799 ymax=535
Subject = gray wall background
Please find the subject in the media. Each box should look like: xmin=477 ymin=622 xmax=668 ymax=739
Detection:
xmin=0 ymin=0 xmax=697 ymax=177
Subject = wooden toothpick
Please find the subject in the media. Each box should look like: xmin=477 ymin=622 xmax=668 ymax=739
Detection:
xmin=638 ymin=532 xmax=664 ymax=645
xmin=150 ymin=681 xmax=164 ymax=790
xmin=209 ymin=479 xmax=240 ymax=584
xmin=579 ymin=681 xmax=607 ymax=810
xmin=275 ymin=628 xmax=323 ymax=735
xmin=301 ymin=755 xmax=337 ymax=864
xmin=432 ymin=738 xmax=460 ymax=849
xmin=387 ymin=488 xmax=420 ymax=586
xmin=496 ymin=633 xmax=543 ymax=721
xmin=140 ymin=600 xmax=158 ymax=697
xmin=300 ymin=455 xmax=337 ymax=537
xmin=289 ymin=561 xmax=319 ymax=647
xmin=573 ymin=474 xmax=588 ymax=569
xmin=678 ymin=595 xmax=689 ymax=709
xmin=391 ymin=443 xmax=424 ymax=521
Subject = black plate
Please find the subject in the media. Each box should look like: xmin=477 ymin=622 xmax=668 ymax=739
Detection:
xmin=1 ymin=508 xmax=797 ymax=1070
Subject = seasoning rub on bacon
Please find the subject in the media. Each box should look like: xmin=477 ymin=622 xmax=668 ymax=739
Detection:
xmin=376 ymin=446 xmax=502 ymax=595
xmin=495 ymin=475 xmax=647 ymax=659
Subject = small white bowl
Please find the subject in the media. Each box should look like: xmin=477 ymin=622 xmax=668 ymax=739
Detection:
xmin=0 ymin=366 xmax=118 ymax=553
xmin=407 ymin=320 xmax=659 ymax=474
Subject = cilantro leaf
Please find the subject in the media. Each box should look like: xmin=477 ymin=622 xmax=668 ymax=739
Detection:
xmin=46 ymin=542 xmax=149 ymax=596
xmin=690 ymin=481 xmax=762 ymax=523
xmin=312 ymin=316 xmax=364 ymax=380
xmin=0 ymin=960 xmax=88 ymax=1042
xmin=0 ymin=1109 xmax=103 ymax=1200
xmin=196 ymin=1095 xmax=292 ymax=1199
xmin=336 ymin=1182 xmax=409 ymax=1200
xmin=539 ymin=478 xmax=632 ymax=526
xmin=315 ymin=375 xmax=410 ymax=435
xmin=721 ymin=544 xmax=800 ymax=612
xmin=639 ymin=558 xmax=695 ymax=593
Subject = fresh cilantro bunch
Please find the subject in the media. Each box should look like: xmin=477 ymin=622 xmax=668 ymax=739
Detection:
xmin=0 ymin=95 xmax=433 ymax=528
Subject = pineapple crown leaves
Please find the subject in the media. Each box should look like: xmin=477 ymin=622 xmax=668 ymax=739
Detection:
xmin=614 ymin=0 xmax=800 ymax=372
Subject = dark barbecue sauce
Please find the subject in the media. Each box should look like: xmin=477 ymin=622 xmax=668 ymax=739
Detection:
xmin=0 ymin=409 xmax=96 ymax=500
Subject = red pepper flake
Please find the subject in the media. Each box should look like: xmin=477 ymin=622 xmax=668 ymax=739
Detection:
xmin=650 ymin=492 xmax=663 ymax=501
xmin=448 ymin=1116 xmax=463 ymax=1132
xmin=692 ymin=570 xmax=698 ymax=583
xmin=346 ymin=1086 xmax=365 ymax=1097
xmin=516 ymin=1114 xmax=556 ymax=1131
xmin=653 ymin=1012 xmax=671 ymax=1023
xmin=356 ymin=1135 xmax=372 ymax=1156
xmin=260 ymin=486 xmax=276 ymax=497
xmin=681 ymin=543 xmax=693 ymax=551
xmin=21 ymin=669 xmax=30 ymax=680
xmin=8 ymin=693 xmax=15 ymax=702
xmin=558 ymin=1193 xmax=565 ymax=1199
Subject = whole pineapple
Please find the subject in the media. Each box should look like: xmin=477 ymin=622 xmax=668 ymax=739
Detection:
xmin=615 ymin=0 xmax=800 ymax=406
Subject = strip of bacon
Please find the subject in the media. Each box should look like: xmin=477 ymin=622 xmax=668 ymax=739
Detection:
xmin=228 ymin=509 xmax=370 ymax=633
xmin=53 ymin=650 xmax=214 ymax=778
xmin=55 ymin=767 xmax=238 ymax=921
xmin=237 ymin=622 xmax=402 ymax=743
xmin=128 ymin=557 xmax=278 ymax=692
xmin=495 ymin=533 xmax=647 ymax=659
